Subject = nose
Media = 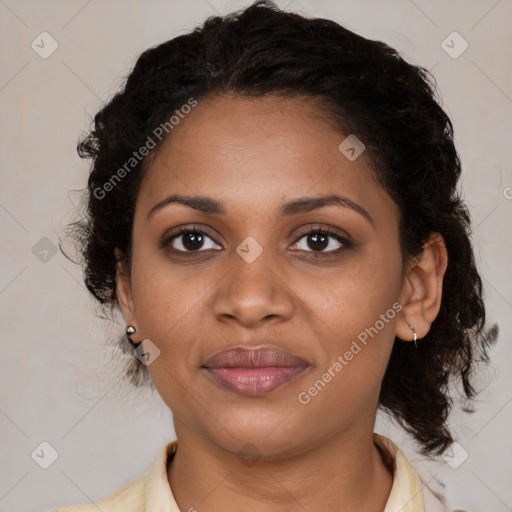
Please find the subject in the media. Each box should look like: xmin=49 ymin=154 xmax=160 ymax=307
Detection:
xmin=212 ymin=247 xmax=295 ymax=329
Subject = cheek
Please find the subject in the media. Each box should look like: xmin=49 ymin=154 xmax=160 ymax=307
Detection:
xmin=294 ymin=247 xmax=403 ymax=392
xmin=131 ymin=261 xmax=209 ymax=343
xmin=129 ymin=253 xmax=211 ymax=406
xmin=297 ymin=248 xmax=403 ymax=337
xmin=294 ymin=293 xmax=400 ymax=427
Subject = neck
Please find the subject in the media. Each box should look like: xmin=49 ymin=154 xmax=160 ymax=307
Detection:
xmin=167 ymin=421 xmax=393 ymax=512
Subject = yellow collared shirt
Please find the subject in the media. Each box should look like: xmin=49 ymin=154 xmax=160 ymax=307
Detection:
xmin=52 ymin=433 xmax=446 ymax=512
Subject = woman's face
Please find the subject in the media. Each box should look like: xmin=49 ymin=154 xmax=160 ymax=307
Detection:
xmin=119 ymin=94 xmax=406 ymax=457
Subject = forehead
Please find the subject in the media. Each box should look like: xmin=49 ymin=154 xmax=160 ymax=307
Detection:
xmin=136 ymin=94 xmax=392 ymax=219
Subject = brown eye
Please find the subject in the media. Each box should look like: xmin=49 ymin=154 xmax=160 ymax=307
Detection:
xmin=164 ymin=229 xmax=222 ymax=252
xmin=290 ymin=229 xmax=350 ymax=253
xmin=305 ymin=232 xmax=330 ymax=251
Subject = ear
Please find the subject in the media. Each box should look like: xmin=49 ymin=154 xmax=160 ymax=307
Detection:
xmin=396 ymin=233 xmax=448 ymax=342
xmin=114 ymin=247 xmax=138 ymax=337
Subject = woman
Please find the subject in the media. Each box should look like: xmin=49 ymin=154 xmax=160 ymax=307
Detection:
xmin=54 ymin=1 xmax=496 ymax=510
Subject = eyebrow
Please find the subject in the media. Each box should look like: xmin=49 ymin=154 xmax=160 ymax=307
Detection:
xmin=146 ymin=193 xmax=374 ymax=225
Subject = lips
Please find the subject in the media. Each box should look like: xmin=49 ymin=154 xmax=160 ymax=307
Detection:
xmin=202 ymin=346 xmax=309 ymax=397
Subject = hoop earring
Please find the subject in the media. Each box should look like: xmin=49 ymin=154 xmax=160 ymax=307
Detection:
xmin=126 ymin=325 xmax=142 ymax=346
xmin=408 ymin=324 xmax=418 ymax=349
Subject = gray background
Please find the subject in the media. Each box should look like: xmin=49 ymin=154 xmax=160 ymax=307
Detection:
xmin=0 ymin=1 xmax=511 ymax=511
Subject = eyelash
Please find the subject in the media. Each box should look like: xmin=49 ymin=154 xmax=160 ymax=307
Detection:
xmin=160 ymin=225 xmax=352 ymax=256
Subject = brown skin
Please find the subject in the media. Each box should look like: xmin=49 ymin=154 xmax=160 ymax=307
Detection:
xmin=115 ymin=94 xmax=447 ymax=511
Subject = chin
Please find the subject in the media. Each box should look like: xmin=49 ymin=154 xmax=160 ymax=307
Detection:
xmin=204 ymin=410 xmax=312 ymax=459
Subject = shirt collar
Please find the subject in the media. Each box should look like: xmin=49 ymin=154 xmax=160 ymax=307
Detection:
xmin=373 ymin=433 xmax=425 ymax=511
xmin=144 ymin=434 xmax=425 ymax=512
xmin=145 ymin=439 xmax=180 ymax=511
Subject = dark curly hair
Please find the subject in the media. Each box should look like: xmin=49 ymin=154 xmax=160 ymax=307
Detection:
xmin=64 ymin=0 xmax=497 ymax=456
